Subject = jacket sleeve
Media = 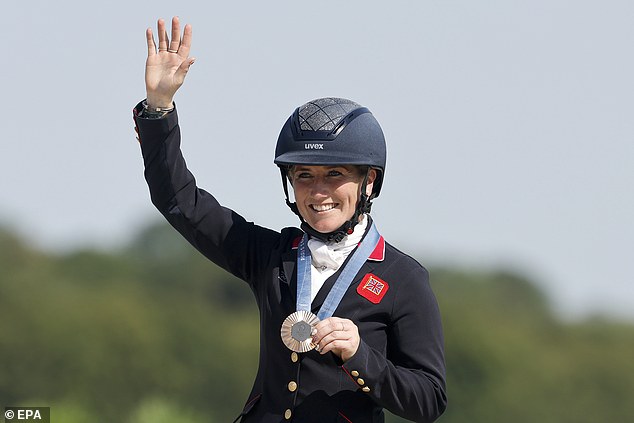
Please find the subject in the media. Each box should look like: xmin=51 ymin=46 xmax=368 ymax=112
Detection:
xmin=132 ymin=101 xmax=280 ymax=283
xmin=343 ymin=262 xmax=447 ymax=422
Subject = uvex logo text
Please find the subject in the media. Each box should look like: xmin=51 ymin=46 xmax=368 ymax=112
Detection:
xmin=304 ymin=143 xmax=324 ymax=149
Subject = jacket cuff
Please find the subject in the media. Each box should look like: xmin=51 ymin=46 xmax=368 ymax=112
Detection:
xmin=132 ymin=100 xmax=179 ymax=145
xmin=342 ymin=339 xmax=374 ymax=395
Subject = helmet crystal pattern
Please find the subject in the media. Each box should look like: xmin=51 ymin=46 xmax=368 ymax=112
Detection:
xmin=298 ymin=98 xmax=361 ymax=131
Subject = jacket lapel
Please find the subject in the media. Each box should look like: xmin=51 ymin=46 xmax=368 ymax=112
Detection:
xmin=279 ymin=250 xmax=298 ymax=314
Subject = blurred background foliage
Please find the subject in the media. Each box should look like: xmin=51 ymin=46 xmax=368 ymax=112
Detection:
xmin=1 ymin=223 xmax=633 ymax=423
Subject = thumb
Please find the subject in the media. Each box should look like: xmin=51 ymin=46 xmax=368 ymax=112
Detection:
xmin=175 ymin=58 xmax=195 ymax=84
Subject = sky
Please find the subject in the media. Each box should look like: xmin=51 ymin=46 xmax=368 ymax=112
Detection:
xmin=1 ymin=0 xmax=633 ymax=320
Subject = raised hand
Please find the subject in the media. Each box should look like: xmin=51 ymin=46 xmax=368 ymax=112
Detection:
xmin=145 ymin=17 xmax=195 ymax=109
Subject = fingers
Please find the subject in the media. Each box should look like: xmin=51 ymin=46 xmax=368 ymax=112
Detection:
xmin=169 ymin=16 xmax=181 ymax=52
xmin=157 ymin=18 xmax=168 ymax=52
xmin=178 ymin=24 xmax=193 ymax=58
xmin=316 ymin=333 xmax=353 ymax=354
xmin=146 ymin=28 xmax=156 ymax=57
xmin=312 ymin=318 xmax=359 ymax=358
xmin=152 ymin=17 xmax=192 ymax=56
xmin=174 ymin=58 xmax=196 ymax=85
xmin=313 ymin=318 xmax=348 ymax=341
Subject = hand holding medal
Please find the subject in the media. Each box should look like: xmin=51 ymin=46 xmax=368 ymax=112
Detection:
xmin=311 ymin=317 xmax=360 ymax=362
xmin=280 ymin=313 xmax=360 ymax=361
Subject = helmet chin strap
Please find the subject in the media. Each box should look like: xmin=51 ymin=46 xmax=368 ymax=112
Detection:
xmin=280 ymin=167 xmax=373 ymax=243
xmin=279 ymin=167 xmax=301 ymax=217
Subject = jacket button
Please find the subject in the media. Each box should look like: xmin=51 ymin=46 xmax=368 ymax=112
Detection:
xmin=291 ymin=352 xmax=299 ymax=363
xmin=362 ymin=386 xmax=371 ymax=393
xmin=288 ymin=381 xmax=298 ymax=392
xmin=351 ymin=370 xmax=359 ymax=377
xmin=284 ymin=409 xmax=292 ymax=419
xmin=357 ymin=378 xmax=365 ymax=386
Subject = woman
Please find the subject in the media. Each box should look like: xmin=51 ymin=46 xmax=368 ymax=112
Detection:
xmin=133 ymin=17 xmax=446 ymax=423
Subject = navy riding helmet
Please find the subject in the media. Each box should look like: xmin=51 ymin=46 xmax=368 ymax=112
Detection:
xmin=274 ymin=97 xmax=387 ymax=242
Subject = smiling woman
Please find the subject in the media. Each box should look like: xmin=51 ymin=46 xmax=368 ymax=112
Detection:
xmin=132 ymin=16 xmax=446 ymax=423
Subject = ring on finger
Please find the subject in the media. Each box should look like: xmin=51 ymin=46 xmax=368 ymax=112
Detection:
xmin=168 ymin=49 xmax=178 ymax=53
xmin=158 ymin=48 xmax=167 ymax=52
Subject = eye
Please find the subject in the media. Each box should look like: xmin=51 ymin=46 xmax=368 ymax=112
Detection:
xmin=327 ymin=170 xmax=343 ymax=177
xmin=296 ymin=172 xmax=312 ymax=179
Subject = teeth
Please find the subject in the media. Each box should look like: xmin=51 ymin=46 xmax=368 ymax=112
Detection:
xmin=312 ymin=204 xmax=336 ymax=212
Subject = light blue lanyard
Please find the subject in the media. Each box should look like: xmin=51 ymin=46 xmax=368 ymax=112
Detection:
xmin=295 ymin=222 xmax=381 ymax=320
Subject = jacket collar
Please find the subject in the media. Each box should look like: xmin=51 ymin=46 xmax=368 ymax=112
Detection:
xmin=292 ymin=235 xmax=385 ymax=261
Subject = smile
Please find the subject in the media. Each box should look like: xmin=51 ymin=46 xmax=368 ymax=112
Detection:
xmin=310 ymin=203 xmax=337 ymax=212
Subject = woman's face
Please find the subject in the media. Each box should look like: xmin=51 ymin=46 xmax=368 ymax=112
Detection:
xmin=290 ymin=165 xmax=376 ymax=234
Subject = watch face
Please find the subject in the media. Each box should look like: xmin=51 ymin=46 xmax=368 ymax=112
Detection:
xmin=281 ymin=310 xmax=320 ymax=353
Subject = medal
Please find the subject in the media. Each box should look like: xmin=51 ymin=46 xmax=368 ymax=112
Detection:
xmin=280 ymin=310 xmax=320 ymax=353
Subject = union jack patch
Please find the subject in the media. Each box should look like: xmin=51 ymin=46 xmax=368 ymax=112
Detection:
xmin=357 ymin=274 xmax=389 ymax=304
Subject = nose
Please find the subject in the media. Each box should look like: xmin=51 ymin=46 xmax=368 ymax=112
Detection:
xmin=309 ymin=176 xmax=330 ymax=196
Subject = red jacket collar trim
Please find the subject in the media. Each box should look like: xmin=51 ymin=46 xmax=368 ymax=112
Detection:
xmin=368 ymin=236 xmax=385 ymax=261
xmin=292 ymin=235 xmax=385 ymax=261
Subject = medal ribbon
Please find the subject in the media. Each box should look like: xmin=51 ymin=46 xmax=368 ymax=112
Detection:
xmin=295 ymin=221 xmax=381 ymax=320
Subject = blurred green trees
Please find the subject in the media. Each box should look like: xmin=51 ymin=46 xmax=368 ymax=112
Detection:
xmin=1 ymin=223 xmax=633 ymax=422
